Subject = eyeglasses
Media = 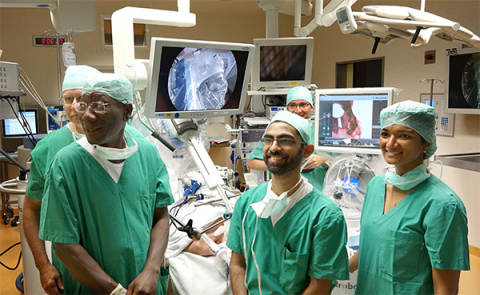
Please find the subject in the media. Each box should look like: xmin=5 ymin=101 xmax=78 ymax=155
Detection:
xmin=72 ymin=101 xmax=109 ymax=114
xmin=260 ymin=137 xmax=305 ymax=147
xmin=287 ymin=102 xmax=311 ymax=110
xmin=63 ymin=96 xmax=80 ymax=105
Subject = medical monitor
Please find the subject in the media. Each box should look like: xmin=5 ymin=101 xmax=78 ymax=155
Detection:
xmin=250 ymin=37 xmax=314 ymax=91
xmin=2 ymin=109 xmax=39 ymax=137
xmin=46 ymin=106 xmax=64 ymax=132
xmin=445 ymin=47 xmax=480 ymax=114
xmin=145 ymin=38 xmax=255 ymax=119
xmin=314 ymin=88 xmax=395 ymax=155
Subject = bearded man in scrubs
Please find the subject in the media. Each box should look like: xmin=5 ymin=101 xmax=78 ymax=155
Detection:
xmin=247 ymin=86 xmax=331 ymax=191
xmin=228 ymin=111 xmax=349 ymax=295
xmin=39 ymin=73 xmax=174 ymax=295
xmin=349 ymin=101 xmax=470 ymax=294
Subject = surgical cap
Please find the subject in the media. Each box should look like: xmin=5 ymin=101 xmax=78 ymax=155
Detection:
xmin=380 ymin=100 xmax=437 ymax=159
xmin=62 ymin=65 xmax=101 ymax=92
xmin=266 ymin=111 xmax=311 ymax=144
xmin=286 ymin=86 xmax=314 ymax=106
xmin=82 ymin=73 xmax=133 ymax=104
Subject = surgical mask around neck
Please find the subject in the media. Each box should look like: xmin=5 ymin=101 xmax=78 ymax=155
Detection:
xmin=73 ymin=130 xmax=84 ymax=140
xmin=93 ymin=131 xmax=138 ymax=161
xmin=385 ymin=163 xmax=429 ymax=190
xmin=251 ymin=177 xmax=303 ymax=218
xmin=69 ymin=122 xmax=85 ymax=140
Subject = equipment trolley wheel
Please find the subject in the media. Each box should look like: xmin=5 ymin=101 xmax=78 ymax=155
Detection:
xmin=16 ymin=272 xmax=24 ymax=293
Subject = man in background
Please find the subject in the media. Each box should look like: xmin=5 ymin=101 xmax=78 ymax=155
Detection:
xmin=24 ymin=65 xmax=100 ymax=295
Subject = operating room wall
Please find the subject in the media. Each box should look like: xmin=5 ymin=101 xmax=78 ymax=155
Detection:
xmin=1 ymin=1 xmax=479 ymax=247
xmin=0 ymin=1 xmax=271 ymax=106
xmin=309 ymin=0 xmax=480 ymax=156
xmin=306 ymin=0 xmax=480 ymax=248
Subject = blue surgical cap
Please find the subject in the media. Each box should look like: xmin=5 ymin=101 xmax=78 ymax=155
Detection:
xmin=286 ymin=86 xmax=313 ymax=106
xmin=62 ymin=65 xmax=101 ymax=92
xmin=380 ymin=100 xmax=437 ymax=159
xmin=82 ymin=73 xmax=133 ymax=104
xmin=266 ymin=111 xmax=311 ymax=144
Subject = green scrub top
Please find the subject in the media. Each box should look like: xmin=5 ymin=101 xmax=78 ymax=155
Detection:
xmin=39 ymin=136 xmax=174 ymax=295
xmin=227 ymin=184 xmax=349 ymax=295
xmin=249 ymin=124 xmax=328 ymax=191
xmin=26 ymin=124 xmax=145 ymax=201
xmin=356 ymin=174 xmax=470 ymax=295
xmin=26 ymin=126 xmax=75 ymax=201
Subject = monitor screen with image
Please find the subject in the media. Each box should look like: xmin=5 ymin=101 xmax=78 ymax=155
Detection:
xmin=445 ymin=47 xmax=480 ymax=114
xmin=2 ymin=109 xmax=39 ymax=137
xmin=250 ymin=37 xmax=314 ymax=91
xmin=314 ymin=88 xmax=395 ymax=155
xmin=145 ymin=38 xmax=255 ymax=119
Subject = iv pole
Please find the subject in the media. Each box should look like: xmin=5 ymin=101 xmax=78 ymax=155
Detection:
xmin=420 ymin=78 xmax=444 ymax=106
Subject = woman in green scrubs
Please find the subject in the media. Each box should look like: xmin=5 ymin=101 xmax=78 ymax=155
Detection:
xmin=349 ymin=100 xmax=469 ymax=294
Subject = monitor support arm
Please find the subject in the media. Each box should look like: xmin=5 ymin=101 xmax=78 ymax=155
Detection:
xmin=111 ymin=4 xmax=232 ymax=236
xmin=168 ymin=119 xmax=233 ymax=212
xmin=294 ymin=0 xmax=357 ymax=37
xmin=111 ymin=2 xmax=196 ymax=91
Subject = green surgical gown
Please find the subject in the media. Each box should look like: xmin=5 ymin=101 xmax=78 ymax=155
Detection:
xmin=249 ymin=124 xmax=328 ymax=191
xmin=356 ymin=174 xmax=470 ymax=295
xmin=26 ymin=126 xmax=75 ymax=201
xmin=26 ymin=124 xmax=144 ymax=201
xmin=227 ymin=184 xmax=349 ymax=295
xmin=39 ymin=135 xmax=174 ymax=295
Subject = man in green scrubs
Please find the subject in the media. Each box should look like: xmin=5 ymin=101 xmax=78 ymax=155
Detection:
xmin=247 ymin=86 xmax=331 ymax=191
xmin=24 ymin=65 xmax=101 ymax=295
xmin=228 ymin=111 xmax=349 ymax=295
xmin=24 ymin=66 xmax=144 ymax=295
xmin=39 ymin=73 xmax=174 ymax=295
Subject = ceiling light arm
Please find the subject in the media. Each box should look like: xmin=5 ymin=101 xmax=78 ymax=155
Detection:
xmin=111 ymin=2 xmax=196 ymax=91
xmin=294 ymin=0 xmax=357 ymax=37
xmin=354 ymin=13 xmax=460 ymax=31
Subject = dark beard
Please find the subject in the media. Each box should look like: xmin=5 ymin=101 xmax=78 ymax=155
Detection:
xmin=264 ymin=147 xmax=304 ymax=176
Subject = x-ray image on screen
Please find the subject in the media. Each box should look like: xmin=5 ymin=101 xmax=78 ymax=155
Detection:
xmin=447 ymin=51 xmax=480 ymax=110
xmin=167 ymin=48 xmax=238 ymax=111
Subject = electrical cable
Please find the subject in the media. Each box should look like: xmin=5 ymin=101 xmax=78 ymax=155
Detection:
xmin=5 ymin=97 xmax=37 ymax=147
xmin=132 ymin=97 xmax=176 ymax=152
xmin=19 ymin=68 xmax=61 ymax=126
xmin=20 ymin=77 xmax=60 ymax=126
xmin=245 ymin=96 xmax=252 ymax=111
xmin=0 ymin=242 xmax=22 ymax=271
xmin=18 ymin=107 xmax=35 ymax=138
